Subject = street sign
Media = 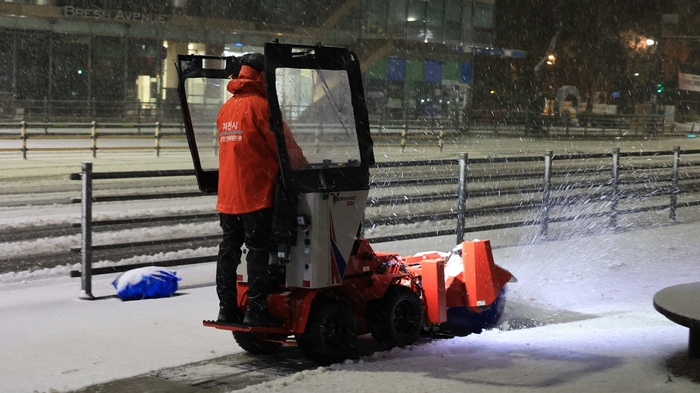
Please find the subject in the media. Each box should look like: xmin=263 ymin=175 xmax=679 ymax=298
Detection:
xmin=661 ymin=14 xmax=679 ymax=24
xmin=679 ymin=72 xmax=700 ymax=92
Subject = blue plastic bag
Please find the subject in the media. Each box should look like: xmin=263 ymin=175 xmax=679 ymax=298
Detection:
xmin=112 ymin=267 xmax=181 ymax=300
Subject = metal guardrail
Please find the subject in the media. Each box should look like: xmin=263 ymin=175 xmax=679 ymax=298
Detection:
xmin=0 ymin=113 xmax=674 ymax=159
xmin=0 ymin=121 xmax=188 ymax=158
xmin=67 ymin=147 xmax=700 ymax=298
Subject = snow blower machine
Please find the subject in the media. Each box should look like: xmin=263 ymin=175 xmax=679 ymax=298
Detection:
xmin=177 ymin=42 xmax=515 ymax=364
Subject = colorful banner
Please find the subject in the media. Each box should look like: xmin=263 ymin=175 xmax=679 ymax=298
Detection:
xmin=460 ymin=62 xmax=473 ymax=84
xmin=386 ymin=57 xmax=406 ymax=81
xmin=424 ymin=61 xmax=442 ymax=83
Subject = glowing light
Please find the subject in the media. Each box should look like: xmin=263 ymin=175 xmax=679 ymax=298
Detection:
xmin=646 ymin=39 xmax=655 ymax=46
xmin=490 ymin=90 xmax=495 ymax=94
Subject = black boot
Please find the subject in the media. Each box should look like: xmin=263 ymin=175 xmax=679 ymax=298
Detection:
xmin=217 ymin=306 xmax=244 ymax=324
xmin=243 ymin=307 xmax=283 ymax=327
xmin=243 ymin=294 xmax=283 ymax=327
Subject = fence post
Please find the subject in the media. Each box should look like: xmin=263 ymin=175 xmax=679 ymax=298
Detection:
xmin=20 ymin=121 xmax=27 ymax=159
xmin=378 ymin=108 xmax=384 ymax=135
xmin=670 ymin=146 xmax=680 ymax=222
xmin=438 ymin=125 xmax=444 ymax=152
xmin=90 ymin=121 xmax=97 ymax=158
xmin=456 ymin=153 xmax=468 ymax=244
xmin=154 ymin=121 xmax=162 ymax=157
xmin=80 ymin=162 xmax=94 ymax=299
xmin=541 ymin=150 xmax=553 ymax=239
xmin=610 ymin=148 xmax=620 ymax=229
xmin=401 ymin=124 xmax=407 ymax=152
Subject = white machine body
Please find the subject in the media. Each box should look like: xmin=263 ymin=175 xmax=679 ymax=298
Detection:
xmin=286 ymin=190 xmax=368 ymax=288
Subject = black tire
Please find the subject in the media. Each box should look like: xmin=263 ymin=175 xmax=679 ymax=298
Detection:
xmin=295 ymin=297 xmax=357 ymax=365
xmin=369 ymin=285 xmax=424 ymax=348
xmin=232 ymin=331 xmax=283 ymax=355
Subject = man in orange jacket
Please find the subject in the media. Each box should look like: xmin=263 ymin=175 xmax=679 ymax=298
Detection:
xmin=215 ymin=53 xmax=306 ymax=326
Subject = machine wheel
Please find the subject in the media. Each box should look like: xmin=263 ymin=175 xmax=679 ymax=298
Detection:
xmin=232 ymin=331 xmax=283 ymax=355
xmin=369 ymin=285 xmax=424 ymax=348
xmin=295 ymin=297 xmax=357 ymax=365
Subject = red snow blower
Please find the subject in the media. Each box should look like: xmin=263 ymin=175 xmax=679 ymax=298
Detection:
xmin=177 ymin=42 xmax=515 ymax=364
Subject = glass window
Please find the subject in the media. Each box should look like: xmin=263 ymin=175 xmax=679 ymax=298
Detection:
xmin=0 ymin=33 xmax=14 ymax=99
xmin=364 ymin=0 xmax=388 ymax=36
xmin=444 ymin=0 xmax=461 ymax=43
xmin=183 ymin=75 xmax=230 ymax=171
xmin=389 ymin=0 xmax=408 ymax=38
xmin=275 ymin=68 xmax=361 ymax=168
xmin=126 ymin=39 xmax=160 ymax=100
xmin=407 ymin=0 xmax=426 ymax=41
xmin=474 ymin=2 xmax=494 ymax=29
xmin=92 ymin=37 xmax=126 ymax=116
xmin=16 ymin=34 xmax=50 ymax=101
xmin=51 ymin=35 xmax=89 ymax=101
xmin=336 ymin=2 xmax=363 ymax=32
xmin=426 ymin=0 xmax=444 ymax=43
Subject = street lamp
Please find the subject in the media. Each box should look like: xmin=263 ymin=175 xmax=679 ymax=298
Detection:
xmin=646 ymin=38 xmax=656 ymax=46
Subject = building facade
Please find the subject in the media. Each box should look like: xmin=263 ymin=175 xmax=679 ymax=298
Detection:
xmin=0 ymin=0 xmax=498 ymax=122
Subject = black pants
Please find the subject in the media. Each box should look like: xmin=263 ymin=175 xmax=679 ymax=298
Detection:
xmin=217 ymin=208 xmax=275 ymax=311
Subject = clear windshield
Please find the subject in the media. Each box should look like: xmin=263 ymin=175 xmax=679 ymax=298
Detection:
xmin=184 ymin=76 xmax=231 ymax=171
xmin=275 ymin=68 xmax=361 ymax=168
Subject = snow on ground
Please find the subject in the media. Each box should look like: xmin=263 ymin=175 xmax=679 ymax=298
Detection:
xmin=232 ymin=223 xmax=700 ymax=393
xmin=2 ymin=147 xmax=700 ymax=392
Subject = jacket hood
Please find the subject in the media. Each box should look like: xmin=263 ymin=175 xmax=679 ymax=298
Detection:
xmin=226 ymin=65 xmax=266 ymax=97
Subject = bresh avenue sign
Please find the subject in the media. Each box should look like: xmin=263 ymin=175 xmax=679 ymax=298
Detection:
xmin=61 ymin=6 xmax=168 ymax=23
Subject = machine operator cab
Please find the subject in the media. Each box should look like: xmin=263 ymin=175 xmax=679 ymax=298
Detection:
xmin=177 ymin=43 xmax=375 ymax=290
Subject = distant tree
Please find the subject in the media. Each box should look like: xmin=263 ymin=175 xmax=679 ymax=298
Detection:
xmin=495 ymin=0 xmax=661 ymax=112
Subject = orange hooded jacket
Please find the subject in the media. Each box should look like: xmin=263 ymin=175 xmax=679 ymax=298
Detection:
xmin=215 ymin=65 xmax=307 ymax=215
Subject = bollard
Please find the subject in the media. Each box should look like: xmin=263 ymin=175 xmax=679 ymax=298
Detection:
xmin=456 ymin=153 xmax=468 ymax=244
xmin=670 ymin=146 xmax=680 ymax=222
xmin=80 ymin=162 xmax=94 ymax=299
xmin=20 ymin=121 xmax=27 ymax=160
xmin=154 ymin=121 xmax=162 ymax=157
xmin=610 ymin=148 xmax=620 ymax=228
xmin=541 ymin=150 xmax=553 ymax=239
xmin=90 ymin=121 xmax=97 ymax=158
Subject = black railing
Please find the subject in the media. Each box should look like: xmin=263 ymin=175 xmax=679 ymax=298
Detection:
xmin=68 ymin=147 xmax=700 ymax=298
